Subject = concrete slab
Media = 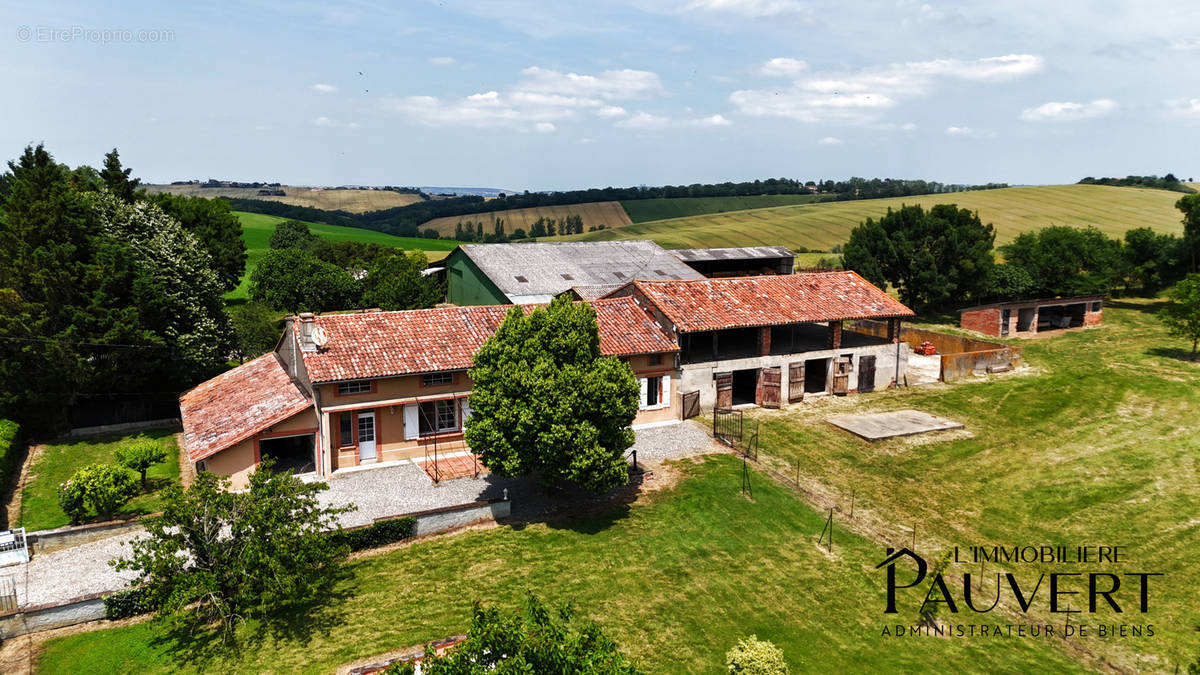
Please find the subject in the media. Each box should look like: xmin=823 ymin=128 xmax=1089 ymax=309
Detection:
xmin=826 ymin=409 xmax=963 ymax=441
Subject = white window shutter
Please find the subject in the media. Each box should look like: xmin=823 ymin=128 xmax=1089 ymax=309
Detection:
xmin=659 ymin=375 xmax=671 ymax=409
xmin=639 ymin=378 xmax=648 ymax=410
xmin=461 ymin=397 xmax=472 ymax=423
xmin=403 ymin=404 xmax=419 ymax=440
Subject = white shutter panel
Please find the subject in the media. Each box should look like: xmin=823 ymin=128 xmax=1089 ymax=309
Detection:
xmin=461 ymin=397 xmax=472 ymax=424
xmin=659 ymin=375 xmax=671 ymax=409
xmin=403 ymin=404 xmax=419 ymax=440
xmin=639 ymin=378 xmax=648 ymax=410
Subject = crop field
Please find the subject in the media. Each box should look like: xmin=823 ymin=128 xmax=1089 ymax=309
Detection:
xmin=621 ymin=193 xmax=828 ymax=223
xmin=229 ymin=211 xmax=460 ymax=299
xmin=564 ymin=184 xmax=1186 ymax=252
xmin=420 ymin=201 xmax=632 ymax=237
xmin=145 ymin=185 xmax=424 ymax=213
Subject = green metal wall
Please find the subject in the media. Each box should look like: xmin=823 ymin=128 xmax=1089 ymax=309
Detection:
xmin=445 ymin=250 xmax=510 ymax=306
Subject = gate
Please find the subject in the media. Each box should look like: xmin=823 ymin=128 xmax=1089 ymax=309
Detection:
xmin=788 ymin=362 xmax=805 ymax=403
xmin=714 ymin=372 xmax=732 ymax=409
xmin=681 ymin=390 xmax=701 ymax=419
xmin=758 ymin=367 xmax=781 ymax=408
xmin=713 ymin=407 xmax=742 ymax=447
xmin=858 ymin=355 xmax=876 ymax=393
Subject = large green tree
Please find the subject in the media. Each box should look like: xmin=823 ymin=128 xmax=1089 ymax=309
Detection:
xmin=149 ymin=193 xmax=247 ymax=292
xmin=249 ymin=247 xmax=361 ymax=313
xmin=113 ymin=465 xmax=351 ymax=640
xmin=1001 ymin=226 xmax=1126 ymax=297
xmin=268 ymin=219 xmax=321 ymax=252
xmin=99 ymin=148 xmax=141 ymax=202
xmin=841 ymin=203 xmax=996 ymax=312
xmin=388 ymin=594 xmax=640 ymax=674
xmin=361 ymin=251 xmax=441 ymax=310
xmin=1177 ymin=193 xmax=1200 ymax=272
xmin=1159 ymin=274 xmax=1200 ymax=357
xmin=1123 ymin=227 xmax=1184 ymax=295
xmin=229 ymin=301 xmax=282 ymax=362
xmin=465 ymin=296 xmax=639 ymax=493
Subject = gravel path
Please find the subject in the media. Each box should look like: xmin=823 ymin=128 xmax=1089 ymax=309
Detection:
xmin=10 ymin=420 xmax=717 ymax=608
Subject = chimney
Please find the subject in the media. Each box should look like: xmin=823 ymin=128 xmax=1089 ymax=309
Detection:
xmin=299 ymin=312 xmax=317 ymax=352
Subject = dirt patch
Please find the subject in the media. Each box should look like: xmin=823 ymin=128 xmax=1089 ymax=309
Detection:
xmin=2 ymin=442 xmax=42 ymax=529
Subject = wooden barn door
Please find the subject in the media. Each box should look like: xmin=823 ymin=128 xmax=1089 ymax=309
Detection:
xmin=757 ymin=367 xmax=781 ymax=408
xmin=788 ymin=362 xmax=805 ymax=403
xmin=858 ymin=355 xmax=876 ymax=393
xmin=714 ymin=371 xmax=733 ymax=409
xmin=832 ymin=357 xmax=852 ymax=395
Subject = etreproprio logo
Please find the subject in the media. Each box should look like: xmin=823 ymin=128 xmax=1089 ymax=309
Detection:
xmin=873 ymin=546 xmax=1161 ymax=638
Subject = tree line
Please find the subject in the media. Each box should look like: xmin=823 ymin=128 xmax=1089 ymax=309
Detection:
xmin=842 ymin=195 xmax=1200 ymax=313
xmin=1078 ymin=174 xmax=1195 ymax=194
xmin=224 ymin=177 xmax=1010 ymax=240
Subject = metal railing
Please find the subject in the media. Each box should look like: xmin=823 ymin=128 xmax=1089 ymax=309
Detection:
xmin=0 ymin=528 xmax=29 ymax=567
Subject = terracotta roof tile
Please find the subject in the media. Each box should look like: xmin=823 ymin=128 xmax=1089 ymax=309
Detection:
xmin=179 ymin=353 xmax=312 ymax=462
xmin=299 ymin=298 xmax=678 ymax=383
xmin=624 ymin=271 xmax=914 ymax=332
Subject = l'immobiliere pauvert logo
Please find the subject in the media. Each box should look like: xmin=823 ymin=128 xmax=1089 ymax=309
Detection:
xmin=874 ymin=546 xmax=1161 ymax=638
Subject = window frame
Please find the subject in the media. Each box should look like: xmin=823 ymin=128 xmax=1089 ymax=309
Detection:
xmin=335 ymin=380 xmax=374 ymax=396
xmin=338 ymin=412 xmax=356 ymax=448
xmin=421 ymin=372 xmax=455 ymax=387
xmin=418 ymin=399 xmax=460 ymax=436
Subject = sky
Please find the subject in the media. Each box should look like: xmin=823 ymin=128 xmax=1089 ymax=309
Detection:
xmin=3 ymin=0 xmax=1199 ymax=191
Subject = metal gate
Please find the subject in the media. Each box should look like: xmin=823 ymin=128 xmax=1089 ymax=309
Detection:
xmin=682 ymin=390 xmax=701 ymax=419
xmin=788 ymin=362 xmax=805 ymax=403
xmin=758 ymin=367 xmax=781 ymax=408
xmin=713 ymin=407 xmax=742 ymax=446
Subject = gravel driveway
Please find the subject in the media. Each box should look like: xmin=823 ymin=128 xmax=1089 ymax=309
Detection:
xmin=12 ymin=420 xmax=717 ymax=608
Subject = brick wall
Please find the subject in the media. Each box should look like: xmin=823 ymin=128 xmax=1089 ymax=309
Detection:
xmin=960 ymin=308 xmax=1001 ymax=337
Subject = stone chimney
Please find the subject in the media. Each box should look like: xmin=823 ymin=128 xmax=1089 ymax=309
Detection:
xmin=298 ymin=312 xmax=317 ymax=352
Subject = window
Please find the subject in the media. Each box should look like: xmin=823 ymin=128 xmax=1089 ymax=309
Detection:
xmin=422 ymin=372 xmax=454 ymax=387
xmin=646 ymin=376 xmax=661 ymax=407
xmin=418 ymin=399 xmax=459 ymax=436
xmin=648 ymin=353 xmax=662 ymax=366
xmin=337 ymin=380 xmax=372 ymax=396
xmin=639 ymin=375 xmax=670 ymax=410
xmin=339 ymin=412 xmax=354 ymax=447
xmin=1091 ymin=301 xmax=1101 ymax=312
xmin=195 ymin=460 xmax=206 ymax=473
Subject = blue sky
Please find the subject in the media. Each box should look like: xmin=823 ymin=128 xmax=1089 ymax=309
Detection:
xmin=3 ymin=0 xmax=1199 ymax=190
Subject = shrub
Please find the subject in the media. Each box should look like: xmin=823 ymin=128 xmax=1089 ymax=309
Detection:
xmin=103 ymin=585 xmax=155 ymax=620
xmin=0 ymin=420 xmax=19 ymax=502
xmin=726 ymin=635 xmax=788 ymax=675
xmin=68 ymin=463 xmax=139 ymax=521
xmin=115 ymin=437 xmax=169 ymax=488
xmin=331 ymin=516 xmax=416 ymax=552
xmin=57 ymin=478 xmax=88 ymax=525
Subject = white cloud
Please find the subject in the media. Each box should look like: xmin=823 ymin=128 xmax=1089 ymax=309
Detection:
xmin=817 ymin=136 xmax=841 ymax=145
xmin=311 ymin=83 xmax=338 ymax=94
xmin=312 ymin=116 xmax=359 ymax=128
xmin=429 ymin=56 xmax=456 ymax=66
xmin=535 ymin=121 xmax=557 ymax=132
xmin=691 ymin=113 xmax=732 ymax=126
xmin=731 ymin=53 xmax=1043 ymax=125
xmin=383 ymin=66 xmax=663 ymax=131
xmin=1019 ymin=98 xmax=1117 ymax=122
xmin=616 ymin=112 xmax=671 ymax=129
xmin=759 ymin=57 xmax=808 ymax=77
xmin=682 ymin=0 xmax=814 ymax=20
xmin=1166 ymin=98 xmax=1200 ymax=118
xmin=945 ymin=125 xmax=995 ymax=138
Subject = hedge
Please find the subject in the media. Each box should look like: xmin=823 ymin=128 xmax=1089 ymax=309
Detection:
xmin=0 ymin=419 xmax=19 ymax=502
xmin=103 ymin=585 xmax=155 ymax=620
xmin=331 ymin=516 xmax=417 ymax=552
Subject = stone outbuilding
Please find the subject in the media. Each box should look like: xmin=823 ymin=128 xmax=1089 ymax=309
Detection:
xmin=958 ymin=295 xmax=1104 ymax=338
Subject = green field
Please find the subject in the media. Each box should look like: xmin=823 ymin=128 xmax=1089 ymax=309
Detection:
xmin=621 ymin=194 xmax=828 ymax=223
xmin=229 ymin=212 xmax=462 ymax=300
xmin=36 ymin=454 xmax=1086 ymax=674
xmin=17 ymin=429 xmax=180 ymax=532
xmin=567 ymin=184 xmax=1186 ymax=252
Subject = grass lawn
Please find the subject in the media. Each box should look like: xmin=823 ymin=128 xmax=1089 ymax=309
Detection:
xmin=743 ymin=298 xmax=1200 ymax=673
xmin=621 ymin=194 xmax=828 ymax=223
xmin=565 ymin=184 xmax=1185 ymax=252
xmin=16 ymin=428 xmax=180 ymax=532
xmin=35 ymin=454 xmax=1086 ymax=674
xmin=228 ymin=212 xmax=463 ymax=300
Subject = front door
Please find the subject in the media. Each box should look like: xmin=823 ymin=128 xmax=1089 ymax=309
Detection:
xmin=715 ymin=371 xmax=733 ymax=409
xmin=788 ymin=362 xmax=805 ymax=403
xmin=357 ymin=411 xmax=377 ymax=462
xmin=858 ymin=355 xmax=876 ymax=393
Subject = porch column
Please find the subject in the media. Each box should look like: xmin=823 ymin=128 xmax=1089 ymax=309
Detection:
xmin=320 ymin=411 xmax=331 ymax=476
xmin=760 ymin=327 xmax=771 ymax=356
xmin=827 ymin=321 xmax=842 ymax=350
xmin=887 ymin=318 xmax=900 ymax=343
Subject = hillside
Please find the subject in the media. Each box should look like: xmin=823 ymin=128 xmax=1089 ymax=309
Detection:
xmin=621 ymin=194 xmax=828 ymax=223
xmin=561 ymin=184 xmax=1187 ymax=251
xmin=230 ymin=211 xmax=461 ymax=299
xmin=419 ymin=201 xmax=631 ymax=237
xmin=147 ymin=184 xmax=425 ymax=213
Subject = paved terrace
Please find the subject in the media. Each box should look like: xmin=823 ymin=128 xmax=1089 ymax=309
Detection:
xmin=14 ymin=422 xmax=715 ymax=608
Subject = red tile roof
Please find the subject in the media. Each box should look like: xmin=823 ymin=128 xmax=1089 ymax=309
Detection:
xmin=617 ymin=271 xmax=914 ymax=332
xmin=298 ymin=297 xmax=677 ymax=383
xmin=179 ymin=353 xmax=312 ymax=462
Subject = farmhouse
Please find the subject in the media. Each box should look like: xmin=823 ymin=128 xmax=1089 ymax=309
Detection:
xmin=444 ymin=240 xmax=702 ymax=305
xmin=180 ymin=271 xmax=913 ymax=488
xmin=603 ymin=272 xmax=914 ymax=410
xmin=958 ymin=295 xmax=1104 ymax=337
xmin=180 ymin=298 xmax=679 ymax=488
